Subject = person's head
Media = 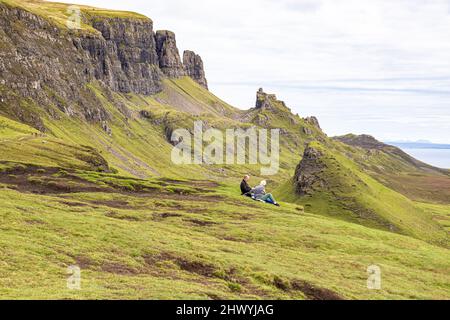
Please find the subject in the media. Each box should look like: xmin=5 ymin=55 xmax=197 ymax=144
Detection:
xmin=260 ymin=180 xmax=267 ymax=187
xmin=244 ymin=175 xmax=250 ymax=182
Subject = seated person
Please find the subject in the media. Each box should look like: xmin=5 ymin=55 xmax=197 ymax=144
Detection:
xmin=252 ymin=180 xmax=280 ymax=207
xmin=240 ymin=175 xmax=253 ymax=197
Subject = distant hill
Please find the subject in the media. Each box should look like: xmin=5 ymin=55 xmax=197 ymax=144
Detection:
xmin=386 ymin=142 xmax=450 ymax=149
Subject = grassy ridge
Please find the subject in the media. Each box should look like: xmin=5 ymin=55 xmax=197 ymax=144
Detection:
xmin=0 ymin=0 xmax=149 ymax=34
xmin=275 ymin=142 xmax=448 ymax=245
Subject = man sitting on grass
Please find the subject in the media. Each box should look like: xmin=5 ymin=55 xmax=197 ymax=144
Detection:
xmin=240 ymin=175 xmax=253 ymax=197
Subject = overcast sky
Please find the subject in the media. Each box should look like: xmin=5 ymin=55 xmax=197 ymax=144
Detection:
xmin=53 ymin=0 xmax=450 ymax=143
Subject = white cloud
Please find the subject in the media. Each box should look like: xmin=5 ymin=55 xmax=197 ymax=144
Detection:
xmin=49 ymin=0 xmax=450 ymax=143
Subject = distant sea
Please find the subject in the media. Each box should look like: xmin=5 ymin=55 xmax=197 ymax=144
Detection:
xmin=386 ymin=142 xmax=450 ymax=169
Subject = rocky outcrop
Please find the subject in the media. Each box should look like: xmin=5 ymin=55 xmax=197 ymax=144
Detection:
xmin=183 ymin=50 xmax=208 ymax=89
xmin=0 ymin=4 xmax=107 ymax=127
xmin=294 ymin=145 xmax=326 ymax=195
xmin=0 ymin=3 xmax=209 ymax=130
xmin=255 ymin=88 xmax=291 ymax=110
xmin=155 ymin=30 xmax=186 ymax=78
xmin=238 ymin=88 xmax=301 ymax=127
xmin=256 ymin=88 xmax=278 ymax=109
xmin=0 ymin=3 xmax=165 ymax=128
xmin=304 ymin=116 xmax=321 ymax=129
xmin=83 ymin=17 xmax=162 ymax=95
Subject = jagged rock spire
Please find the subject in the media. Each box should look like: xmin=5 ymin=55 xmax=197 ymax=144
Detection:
xmin=155 ymin=30 xmax=186 ymax=78
xmin=255 ymin=88 xmax=286 ymax=109
xmin=155 ymin=31 xmax=209 ymax=89
xmin=183 ymin=50 xmax=208 ymax=89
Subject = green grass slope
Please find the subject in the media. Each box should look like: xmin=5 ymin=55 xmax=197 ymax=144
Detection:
xmin=1 ymin=101 xmax=449 ymax=300
xmin=275 ymin=142 xmax=448 ymax=246
xmin=416 ymin=202 xmax=450 ymax=233
xmin=1 ymin=0 xmax=148 ymax=34
xmin=154 ymin=78 xmax=240 ymax=117
xmin=0 ymin=169 xmax=449 ymax=299
xmin=0 ymin=115 xmax=109 ymax=172
xmin=333 ymin=134 xmax=450 ymax=204
xmin=1 ymin=0 xmax=449 ymax=300
xmin=6 ymin=77 xmax=317 ymax=185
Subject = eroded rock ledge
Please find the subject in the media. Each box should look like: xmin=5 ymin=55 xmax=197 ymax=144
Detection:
xmin=0 ymin=3 xmax=209 ymax=128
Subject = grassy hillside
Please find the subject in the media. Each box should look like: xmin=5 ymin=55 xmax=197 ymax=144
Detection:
xmin=1 ymin=0 xmax=449 ymax=300
xmin=416 ymin=202 xmax=450 ymax=233
xmin=154 ymin=78 xmax=240 ymax=117
xmin=6 ymin=77 xmax=313 ymax=185
xmin=275 ymin=142 xmax=448 ymax=246
xmin=1 ymin=91 xmax=449 ymax=299
xmin=0 ymin=165 xmax=449 ymax=299
xmin=333 ymin=134 xmax=450 ymax=204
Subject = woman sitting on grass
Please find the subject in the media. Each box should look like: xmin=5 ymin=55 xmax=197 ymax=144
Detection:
xmin=252 ymin=180 xmax=280 ymax=207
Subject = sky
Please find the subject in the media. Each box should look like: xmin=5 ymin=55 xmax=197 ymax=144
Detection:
xmin=52 ymin=0 xmax=450 ymax=143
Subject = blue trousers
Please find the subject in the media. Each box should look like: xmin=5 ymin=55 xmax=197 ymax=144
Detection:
xmin=259 ymin=193 xmax=275 ymax=204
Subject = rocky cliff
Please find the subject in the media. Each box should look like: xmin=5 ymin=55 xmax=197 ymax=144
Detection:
xmin=255 ymin=88 xmax=283 ymax=110
xmin=0 ymin=1 xmax=208 ymax=129
xmin=155 ymin=30 xmax=186 ymax=78
xmin=183 ymin=50 xmax=208 ymax=89
xmin=83 ymin=17 xmax=162 ymax=95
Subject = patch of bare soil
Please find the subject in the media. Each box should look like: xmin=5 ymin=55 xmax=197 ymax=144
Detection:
xmin=176 ymin=258 xmax=217 ymax=277
xmin=143 ymin=252 xmax=218 ymax=278
xmin=1 ymin=165 xmax=228 ymax=210
xmin=105 ymin=211 xmax=142 ymax=221
xmin=184 ymin=218 xmax=216 ymax=227
xmin=0 ymin=166 xmax=105 ymax=194
xmin=59 ymin=201 xmax=89 ymax=207
xmin=291 ymin=280 xmax=343 ymax=300
xmin=152 ymin=212 xmax=182 ymax=221
xmin=89 ymin=200 xmax=130 ymax=209
xmin=101 ymin=262 xmax=141 ymax=275
xmin=158 ymin=178 xmax=219 ymax=189
xmin=218 ymin=235 xmax=254 ymax=243
xmin=205 ymin=293 xmax=222 ymax=300
xmin=23 ymin=219 xmax=46 ymax=225
xmin=73 ymin=255 xmax=95 ymax=269
xmin=272 ymin=276 xmax=343 ymax=300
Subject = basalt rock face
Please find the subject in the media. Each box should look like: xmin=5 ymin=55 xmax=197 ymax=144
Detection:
xmin=183 ymin=50 xmax=208 ymax=89
xmin=0 ymin=3 xmax=208 ymax=130
xmin=242 ymin=88 xmax=300 ymax=128
xmin=0 ymin=4 xmax=104 ymax=128
xmin=294 ymin=145 xmax=326 ymax=196
xmin=256 ymin=88 xmax=279 ymax=110
xmin=0 ymin=3 xmax=163 ymax=128
xmin=255 ymin=88 xmax=291 ymax=110
xmin=83 ymin=17 xmax=163 ymax=95
xmin=155 ymin=30 xmax=186 ymax=78
xmin=304 ymin=116 xmax=321 ymax=129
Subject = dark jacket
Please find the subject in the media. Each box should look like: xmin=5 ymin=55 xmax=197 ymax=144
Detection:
xmin=240 ymin=180 xmax=252 ymax=195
